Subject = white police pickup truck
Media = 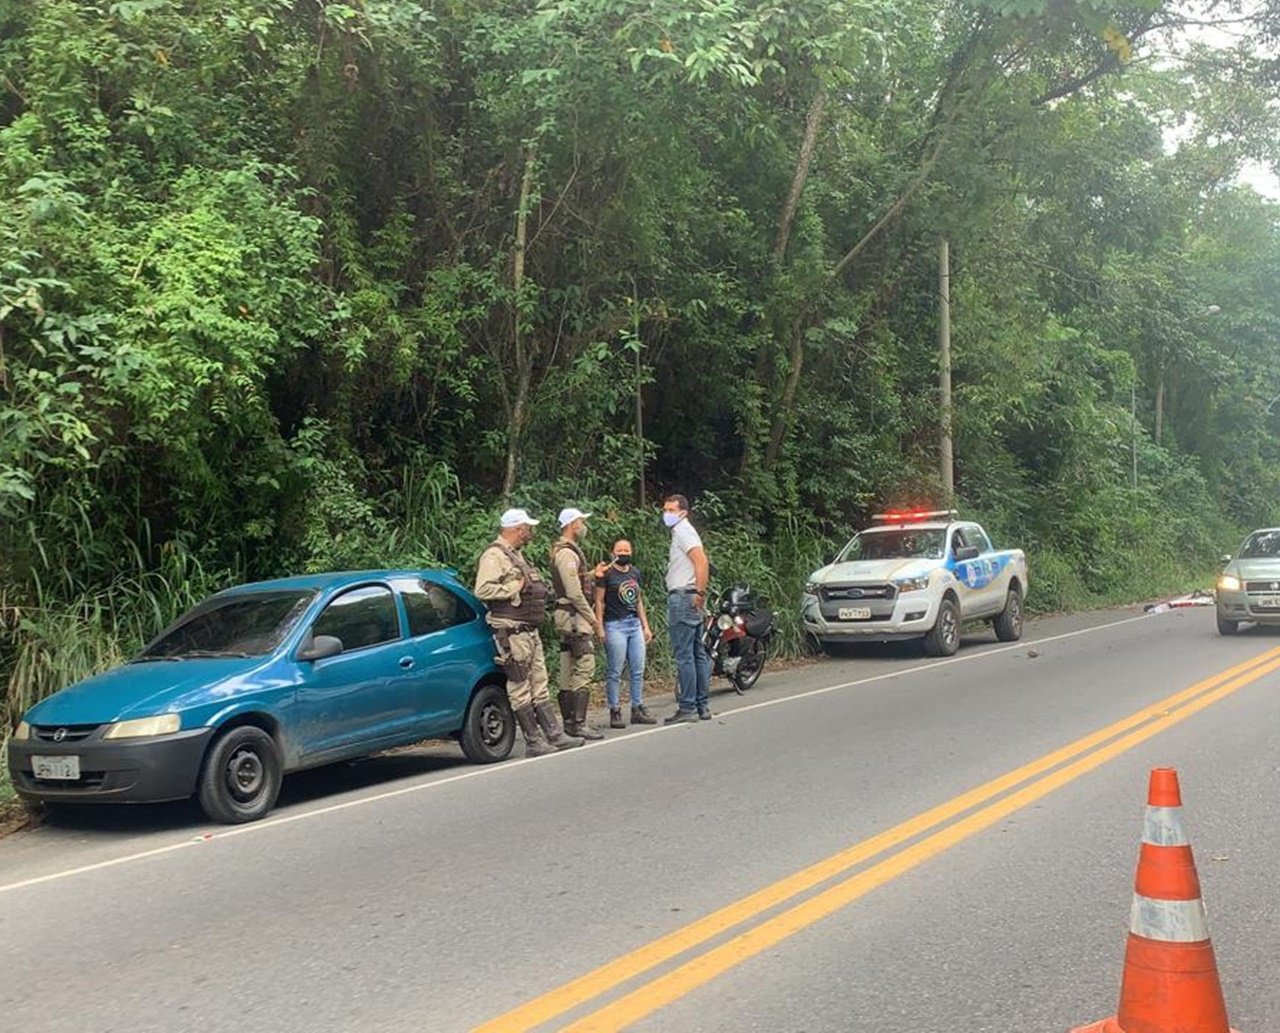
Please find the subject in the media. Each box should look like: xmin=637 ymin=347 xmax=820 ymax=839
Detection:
xmin=802 ymin=511 xmax=1029 ymax=657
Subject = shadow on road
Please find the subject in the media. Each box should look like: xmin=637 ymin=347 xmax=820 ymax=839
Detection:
xmin=34 ymin=746 xmax=473 ymax=837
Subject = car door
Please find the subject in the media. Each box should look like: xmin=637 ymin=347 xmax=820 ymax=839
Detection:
xmin=294 ymin=583 xmax=419 ymax=760
xmin=392 ymin=577 xmax=490 ymax=735
xmin=952 ymin=525 xmax=1002 ymax=616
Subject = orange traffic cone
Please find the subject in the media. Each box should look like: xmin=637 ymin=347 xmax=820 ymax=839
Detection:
xmin=1071 ymin=768 xmax=1239 ymax=1033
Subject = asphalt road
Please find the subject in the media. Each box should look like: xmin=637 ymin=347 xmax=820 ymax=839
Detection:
xmin=2 ymin=605 xmax=1278 ymax=1033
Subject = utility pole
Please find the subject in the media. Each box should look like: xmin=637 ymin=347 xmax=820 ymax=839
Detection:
xmin=938 ymin=238 xmax=954 ymax=502
xmin=1131 ymin=379 xmax=1138 ymax=492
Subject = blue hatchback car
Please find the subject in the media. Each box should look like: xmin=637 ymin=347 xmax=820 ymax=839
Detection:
xmin=7 ymin=570 xmax=514 ymax=823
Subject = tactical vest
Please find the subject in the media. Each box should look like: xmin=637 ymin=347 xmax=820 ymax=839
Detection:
xmin=551 ymin=539 xmax=595 ymax=607
xmin=484 ymin=543 xmax=549 ymax=626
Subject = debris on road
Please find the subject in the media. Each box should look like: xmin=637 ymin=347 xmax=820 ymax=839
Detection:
xmin=1143 ymin=589 xmax=1215 ymax=615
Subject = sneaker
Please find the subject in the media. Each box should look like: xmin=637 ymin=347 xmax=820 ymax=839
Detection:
xmin=664 ymin=710 xmax=699 ymax=725
xmin=698 ymin=709 xmax=713 ymax=721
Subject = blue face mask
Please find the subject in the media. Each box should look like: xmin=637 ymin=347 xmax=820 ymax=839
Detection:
xmin=662 ymin=512 xmax=682 ymax=528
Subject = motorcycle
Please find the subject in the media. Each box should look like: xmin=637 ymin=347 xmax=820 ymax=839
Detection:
xmin=702 ymin=583 xmax=777 ymax=694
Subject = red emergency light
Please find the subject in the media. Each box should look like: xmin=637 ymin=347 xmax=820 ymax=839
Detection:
xmin=872 ymin=509 xmax=958 ymax=525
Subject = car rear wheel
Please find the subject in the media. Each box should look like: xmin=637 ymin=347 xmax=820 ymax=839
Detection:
xmin=460 ymin=683 xmax=515 ymax=764
xmin=993 ymin=586 xmax=1024 ymax=642
xmin=198 ymin=725 xmax=283 ymax=824
xmin=924 ymin=598 xmax=961 ymax=657
xmin=1217 ymin=614 xmax=1240 ymax=636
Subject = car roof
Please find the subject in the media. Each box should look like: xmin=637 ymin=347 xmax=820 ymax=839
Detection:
xmin=215 ymin=569 xmax=461 ymax=596
xmin=864 ymin=522 xmax=955 ymax=532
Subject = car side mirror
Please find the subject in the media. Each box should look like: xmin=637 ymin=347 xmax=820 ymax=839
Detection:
xmin=955 ymin=545 xmax=980 ymax=562
xmin=298 ymin=635 xmax=343 ymax=662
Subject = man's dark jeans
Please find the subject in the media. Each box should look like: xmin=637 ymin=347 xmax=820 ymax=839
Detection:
xmin=667 ymin=591 xmax=711 ymax=713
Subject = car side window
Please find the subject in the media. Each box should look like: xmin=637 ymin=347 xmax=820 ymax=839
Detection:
xmin=950 ymin=528 xmax=968 ymax=555
xmin=396 ymin=579 xmax=477 ymax=638
xmin=967 ymin=526 xmax=993 ymax=553
xmin=311 ymin=585 xmax=400 ymax=652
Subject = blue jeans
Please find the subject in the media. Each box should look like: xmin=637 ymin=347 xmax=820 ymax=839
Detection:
xmin=667 ymin=591 xmax=711 ymax=713
xmin=604 ymin=616 xmax=647 ymax=708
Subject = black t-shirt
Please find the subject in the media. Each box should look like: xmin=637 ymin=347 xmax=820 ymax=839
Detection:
xmin=601 ymin=564 xmax=643 ymax=622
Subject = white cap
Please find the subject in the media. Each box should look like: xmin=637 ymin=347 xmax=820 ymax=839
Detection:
xmin=558 ymin=507 xmax=592 ymax=528
xmin=500 ymin=508 xmax=539 ymax=528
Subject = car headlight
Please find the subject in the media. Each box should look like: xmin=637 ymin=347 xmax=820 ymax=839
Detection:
xmin=894 ymin=576 xmax=930 ymax=593
xmin=1217 ymin=574 xmax=1242 ymax=592
xmin=802 ymin=582 xmax=818 ymax=597
xmin=103 ymin=714 xmax=182 ymax=739
xmin=11 ymin=720 xmax=31 ymax=741
xmin=717 ymin=614 xmax=735 ymax=630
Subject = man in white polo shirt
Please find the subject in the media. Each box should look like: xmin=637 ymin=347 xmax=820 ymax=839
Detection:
xmin=662 ymin=493 xmax=712 ymax=723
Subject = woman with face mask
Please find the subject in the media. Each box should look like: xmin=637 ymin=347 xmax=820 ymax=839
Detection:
xmin=593 ymin=539 xmax=657 ymax=727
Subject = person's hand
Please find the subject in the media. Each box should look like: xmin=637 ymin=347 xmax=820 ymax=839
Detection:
xmin=693 ymin=591 xmax=706 ymax=610
xmin=594 ymin=621 xmax=606 ymax=642
xmin=593 ymin=562 xmax=608 ymax=579
xmin=642 ymin=626 xmax=653 ymax=644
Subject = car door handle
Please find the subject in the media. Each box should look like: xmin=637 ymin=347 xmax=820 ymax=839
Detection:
xmin=399 ymin=657 xmax=415 ymax=670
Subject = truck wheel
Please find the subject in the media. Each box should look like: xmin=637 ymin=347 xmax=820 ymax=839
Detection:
xmin=993 ymin=586 xmax=1024 ymax=642
xmin=924 ymin=598 xmax=961 ymax=657
xmin=1216 ymin=614 xmax=1239 ymax=636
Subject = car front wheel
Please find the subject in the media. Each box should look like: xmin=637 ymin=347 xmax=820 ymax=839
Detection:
xmin=198 ymin=725 xmax=283 ymax=824
xmin=924 ymin=598 xmax=962 ymax=657
xmin=1217 ymin=613 xmax=1239 ymax=636
xmin=460 ymin=683 xmax=515 ymax=764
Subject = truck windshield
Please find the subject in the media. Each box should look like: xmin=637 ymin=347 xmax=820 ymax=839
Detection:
xmin=136 ymin=590 xmax=316 ymax=660
xmin=838 ymin=529 xmax=946 ymax=562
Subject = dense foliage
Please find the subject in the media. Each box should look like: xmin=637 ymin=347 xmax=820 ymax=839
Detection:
xmin=4 ymin=0 xmax=1280 ymax=735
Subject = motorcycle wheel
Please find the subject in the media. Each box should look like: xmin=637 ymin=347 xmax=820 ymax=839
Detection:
xmin=731 ymin=636 xmax=768 ymax=694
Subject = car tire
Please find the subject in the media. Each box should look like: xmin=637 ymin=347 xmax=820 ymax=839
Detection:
xmin=1217 ymin=614 xmax=1239 ymax=636
xmin=460 ymin=683 xmax=515 ymax=764
xmin=197 ymin=725 xmax=283 ymax=824
xmin=924 ymin=598 xmax=961 ymax=657
xmin=993 ymin=586 xmax=1024 ymax=642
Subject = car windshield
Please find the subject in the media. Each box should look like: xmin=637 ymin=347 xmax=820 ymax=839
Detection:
xmin=137 ymin=590 xmax=316 ymax=660
xmin=1240 ymin=531 xmax=1280 ymax=559
xmin=838 ymin=528 xmax=946 ymax=562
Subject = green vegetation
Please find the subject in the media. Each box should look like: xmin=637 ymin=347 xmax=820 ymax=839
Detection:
xmin=4 ymin=0 xmax=1280 ymax=762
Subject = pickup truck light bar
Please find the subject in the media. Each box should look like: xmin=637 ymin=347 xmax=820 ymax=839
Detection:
xmin=871 ymin=509 xmax=960 ymax=525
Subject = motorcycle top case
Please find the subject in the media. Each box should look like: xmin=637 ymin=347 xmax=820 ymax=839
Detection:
xmin=743 ymin=611 xmax=776 ymax=639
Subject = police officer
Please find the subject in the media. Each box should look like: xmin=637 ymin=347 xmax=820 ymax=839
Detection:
xmin=551 ymin=507 xmax=606 ymax=740
xmin=474 ymin=508 xmax=582 ymax=756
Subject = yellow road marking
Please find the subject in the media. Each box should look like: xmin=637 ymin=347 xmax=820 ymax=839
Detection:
xmin=562 ymin=651 xmax=1280 ymax=1031
xmin=475 ymin=644 xmax=1280 ymax=1033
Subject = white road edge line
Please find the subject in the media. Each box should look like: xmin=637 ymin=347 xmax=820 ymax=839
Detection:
xmin=0 ymin=611 xmax=1154 ymax=895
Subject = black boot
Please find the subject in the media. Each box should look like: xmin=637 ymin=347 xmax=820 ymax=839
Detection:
xmin=630 ymin=704 xmax=657 ymax=725
xmin=573 ymin=688 xmax=605 ymax=740
xmin=558 ymin=689 xmax=578 ymax=736
xmin=514 ymin=705 xmax=555 ymax=758
xmin=536 ymin=701 xmax=584 ymax=750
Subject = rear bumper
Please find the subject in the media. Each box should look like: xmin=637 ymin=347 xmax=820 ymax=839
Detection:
xmin=802 ymin=593 xmax=938 ymax=642
xmin=7 ymin=728 xmax=214 ymax=804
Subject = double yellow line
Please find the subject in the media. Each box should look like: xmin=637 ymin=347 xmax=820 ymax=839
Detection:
xmin=476 ymin=644 xmax=1280 ymax=1033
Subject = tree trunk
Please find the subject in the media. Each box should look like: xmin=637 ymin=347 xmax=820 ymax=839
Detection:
xmin=1155 ymin=373 xmax=1165 ymax=447
xmin=763 ymin=315 xmax=807 ymax=469
xmin=501 ymin=148 xmax=537 ymax=497
xmin=742 ymin=86 xmax=828 ymax=477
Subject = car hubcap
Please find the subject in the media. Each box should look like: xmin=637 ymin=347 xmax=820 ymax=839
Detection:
xmin=1011 ymin=598 xmax=1022 ymax=630
xmin=228 ymin=748 xmax=264 ymax=801
xmin=480 ymin=703 xmax=505 ymax=747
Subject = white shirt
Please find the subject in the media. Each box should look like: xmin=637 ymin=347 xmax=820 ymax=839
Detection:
xmin=666 ymin=518 xmax=703 ymax=592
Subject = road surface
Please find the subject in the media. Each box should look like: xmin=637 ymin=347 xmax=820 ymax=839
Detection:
xmin=2 ymin=605 xmax=1278 ymax=1032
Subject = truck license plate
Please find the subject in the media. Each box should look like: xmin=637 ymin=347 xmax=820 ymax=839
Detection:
xmin=838 ymin=607 xmax=872 ymax=621
xmin=32 ymin=755 xmax=80 ymax=780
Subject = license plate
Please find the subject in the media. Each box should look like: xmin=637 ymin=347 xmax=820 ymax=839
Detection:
xmin=1260 ymin=597 xmax=1280 ymax=609
xmin=838 ymin=607 xmax=873 ymax=621
xmin=32 ymin=755 xmax=80 ymax=780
